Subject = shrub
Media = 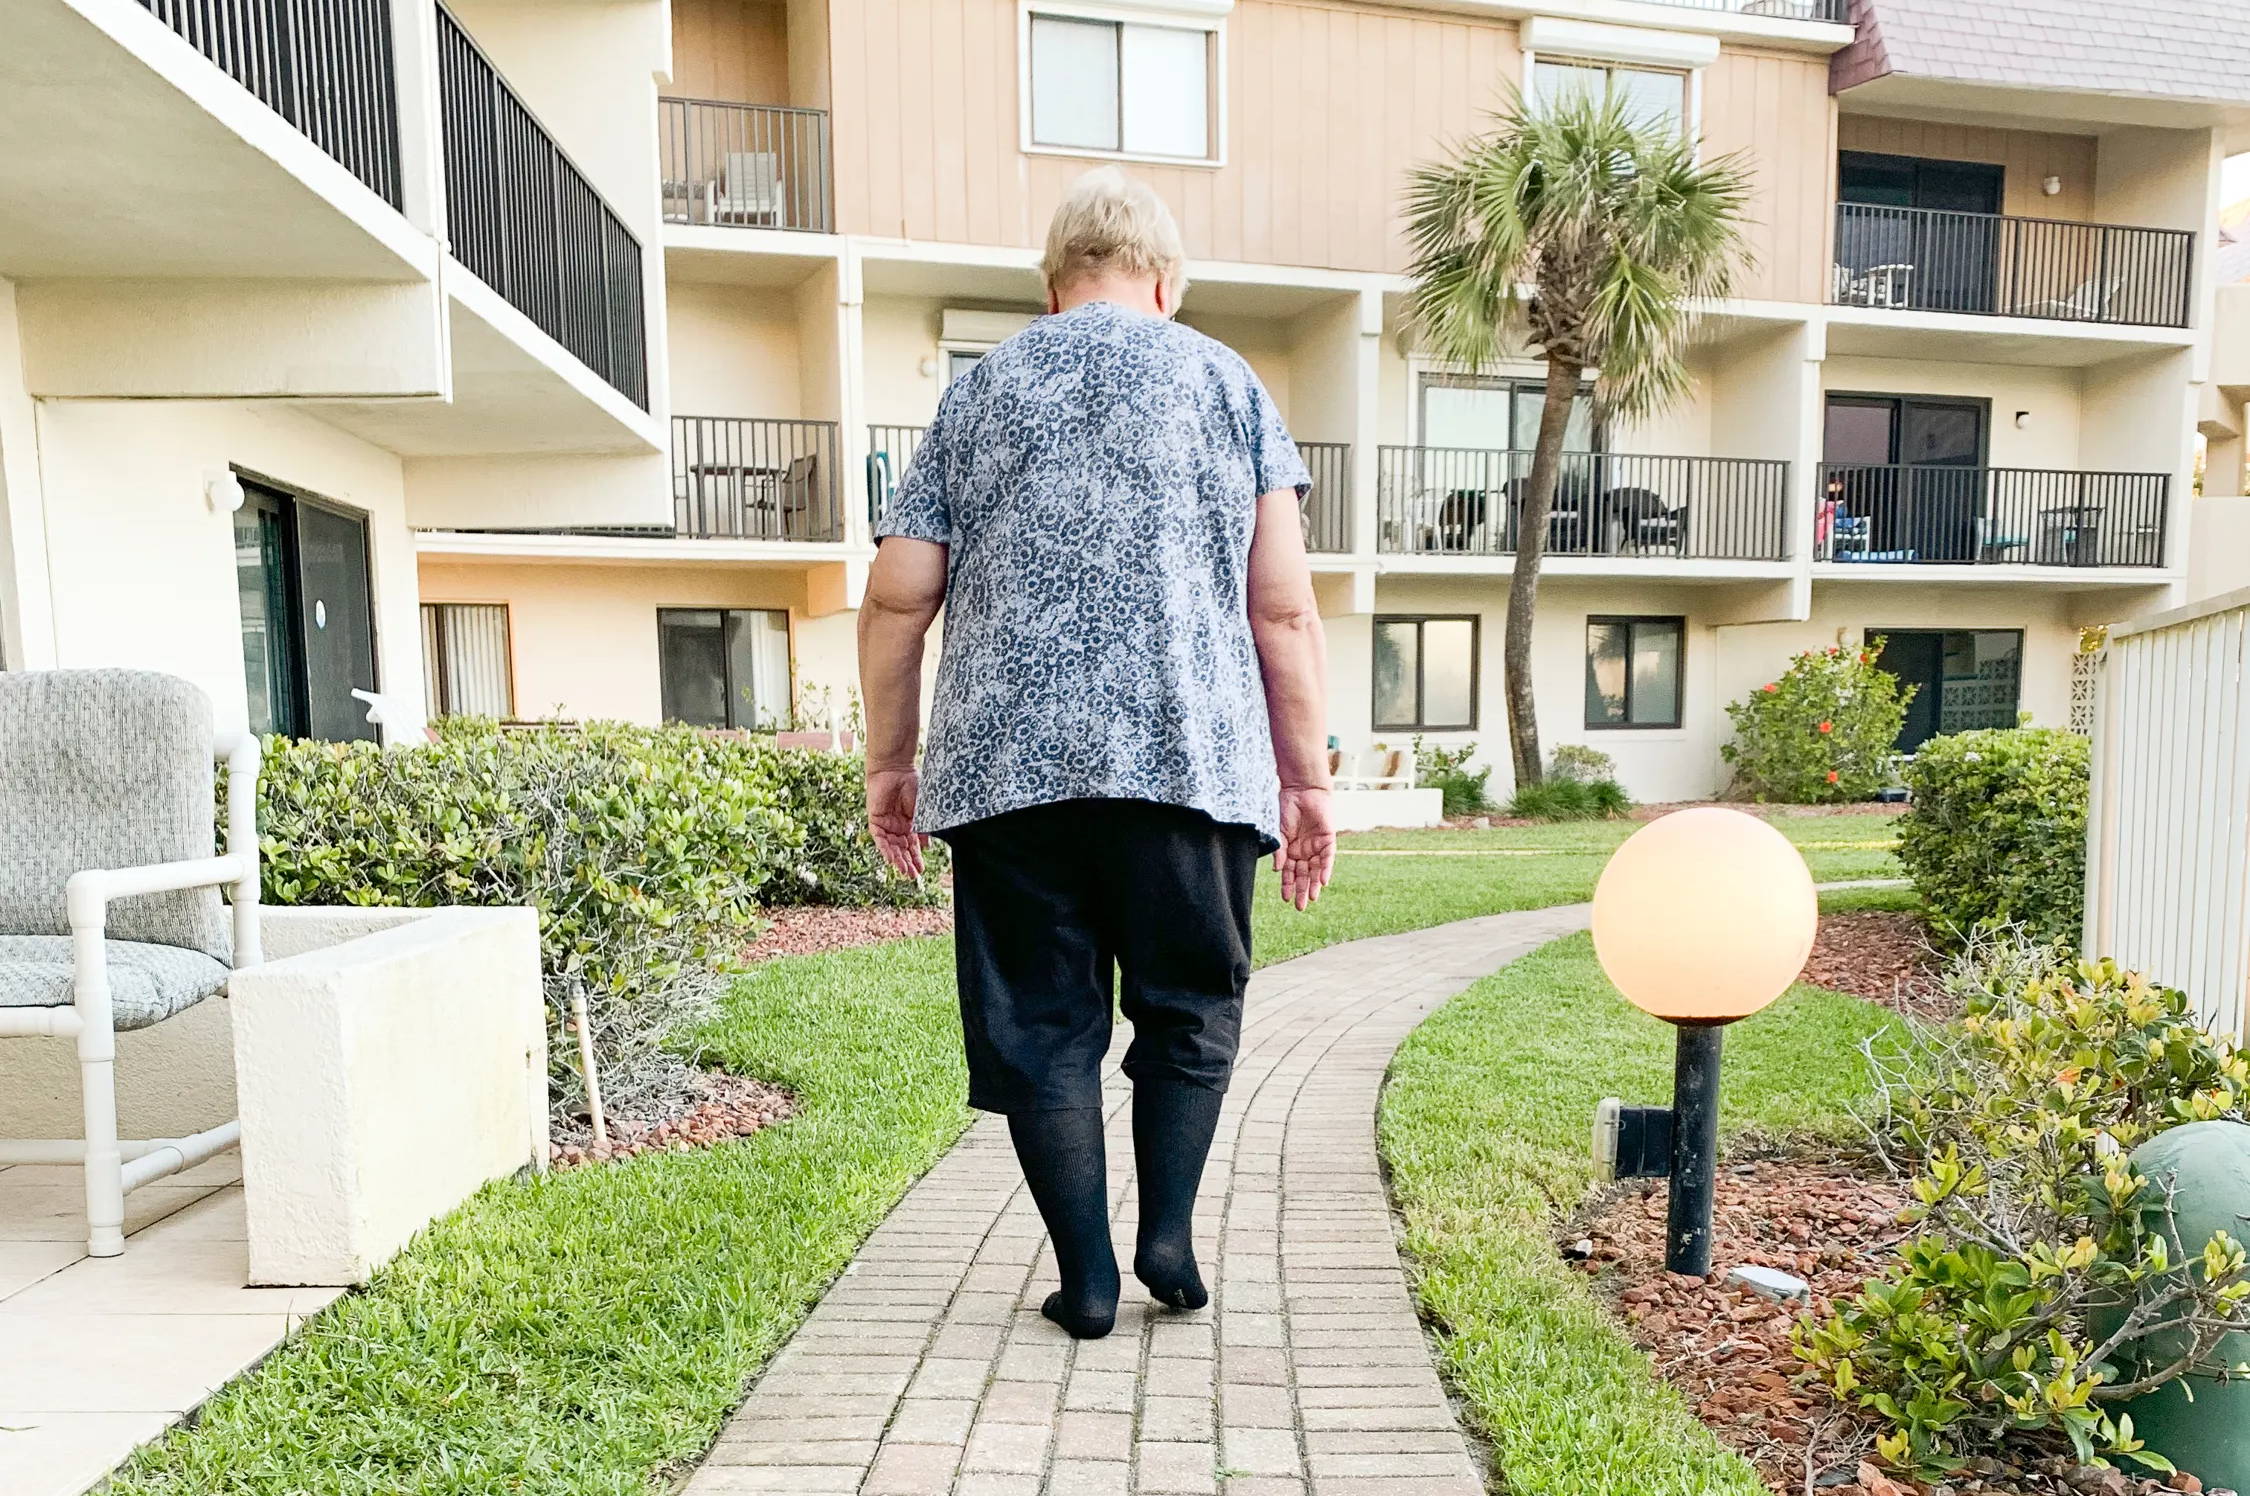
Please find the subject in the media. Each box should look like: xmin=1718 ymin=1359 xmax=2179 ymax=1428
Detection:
xmin=1507 ymin=777 xmax=1630 ymax=821
xmin=1412 ymin=737 xmax=1494 ymax=817
xmin=1722 ymin=641 xmax=1912 ymax=803
xmin=1897 ymin=728 xmax=2088 ymax=948
xmin=1797 ymin=947 xmax=2250 ymax=1476
xmin=251 ymin=721 xmax=938 ymax=1120
xmin=1548 ymin=742 xmax=1617 ymax=783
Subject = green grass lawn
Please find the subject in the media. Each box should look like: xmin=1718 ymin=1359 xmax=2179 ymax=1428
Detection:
xmin=107 ymin=826 xmax=1908 ymax=1494
xmin=1377 ymin=896 xmax=1911 ymax=1496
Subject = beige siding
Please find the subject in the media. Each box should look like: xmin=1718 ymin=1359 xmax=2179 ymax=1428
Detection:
xmin=1699 ymin=48 xmax=1837 ymax=305
xmin=1837 ymin=115 xmax=2099 ymax=221
xmin=671 ymin=0 xmax=793 ymax=104
xmin=827 ymin=0 xmax=1523 ymax=272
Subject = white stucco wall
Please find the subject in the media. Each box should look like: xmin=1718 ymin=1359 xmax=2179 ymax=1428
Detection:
xmin=31 ymin=398 xmax=426 ymax=739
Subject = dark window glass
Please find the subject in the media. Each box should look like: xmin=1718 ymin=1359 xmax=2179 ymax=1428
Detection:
xmin=658 ymin=608 xmax=793 ymax=729
xmin=1868 ymin=628 xmax=2023 ymax=751
xmin=1372 ymin=616 xmax=1478 ymax=730
xmin=1584 ymin=617 xmax=1685 ymax=729
xmin=231 ymin=479 xmax=376 ymax=742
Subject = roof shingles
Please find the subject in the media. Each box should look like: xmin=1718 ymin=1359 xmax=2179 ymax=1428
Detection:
xmin=1836 ymin=0 xmax=2250 ymax=106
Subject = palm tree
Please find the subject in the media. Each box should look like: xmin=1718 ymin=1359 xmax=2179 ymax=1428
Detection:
xmin=1404 ymin=88 xmax=1753 ymax=789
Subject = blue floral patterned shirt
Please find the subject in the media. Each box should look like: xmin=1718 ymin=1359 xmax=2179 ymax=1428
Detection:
xmin=877 ymin=299 xmax=1310 ymax=851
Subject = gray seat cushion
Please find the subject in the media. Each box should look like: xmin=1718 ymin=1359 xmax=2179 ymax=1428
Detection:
xmin=0 ymin=936 xmax=229 ymax=1030
xmin=0 ymin=669 xmax=229 ymax=963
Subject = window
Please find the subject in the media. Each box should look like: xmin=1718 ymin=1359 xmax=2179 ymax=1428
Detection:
xmin=421 ymin=603 xmax=514 ymax=720
xmin=1867 ymin=628 xmax=2022 ymax=752
xmin=1374 ymin=616 xmax=1479 ymax=731
xmin=945 ymin=348 xmax=986 ymax=386
xmin=1027 ymin=12 xmax=1214 ymax=161
xmin=1585 ymin=616 xmax=1684 ymax=729
xmin=1418 ymin=373 xmax=1598 ymax=452
xmin=232 ymin=476 xmax=379 ymax=742
xmin=658 ymin=608 xmax=793 ymax=730
xmin=1532 ymin=59 xmax=1686 ymax=132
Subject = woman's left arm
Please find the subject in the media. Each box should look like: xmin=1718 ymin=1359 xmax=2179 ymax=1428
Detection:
xmin=1247 ymin=488 xmax=1334 ymax=909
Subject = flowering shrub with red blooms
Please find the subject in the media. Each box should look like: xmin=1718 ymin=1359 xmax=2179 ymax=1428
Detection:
xmin=1721 ymin=640 xmax=1913 ymax=803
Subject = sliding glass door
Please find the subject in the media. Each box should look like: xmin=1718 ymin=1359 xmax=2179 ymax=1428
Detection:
xmin=232 ymin=478 xmax=379 ymax=741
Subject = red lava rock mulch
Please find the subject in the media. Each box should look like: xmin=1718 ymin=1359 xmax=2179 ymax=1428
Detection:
xmin=1567 ymin=1156 xmax=2228 ymax=1496
xmin=740 ymin=901 xmax=955 ymax=964
xmin=551 ymin=1070 xmax=793 ymax=1169
xmin=1569 ymin=1155 xmax=1910 ymax=1492
xmin=1803 ymin=911 xmax=1952 ymax=1020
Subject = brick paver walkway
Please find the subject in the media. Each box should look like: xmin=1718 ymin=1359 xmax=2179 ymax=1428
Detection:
xmin=682 ymin=904 xmax=1591 ymax=1496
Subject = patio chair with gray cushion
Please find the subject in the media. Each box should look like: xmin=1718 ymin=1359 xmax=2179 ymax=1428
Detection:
xmin=0 ymin=670 xmax=261 ymax=1256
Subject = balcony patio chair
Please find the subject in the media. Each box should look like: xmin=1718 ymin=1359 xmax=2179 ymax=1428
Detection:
xmin=1598 ymin=486 xmax=1684 ymax=555
xmin=0 ymin=670 xmax=260 ymax=1257
xmin=704 ymin=151 xmax=785 ymax=228
xmin=2011 ymin=273 xmax=2123 ymax=323
xmin=777 ymin=452 xmax=820 ymax=539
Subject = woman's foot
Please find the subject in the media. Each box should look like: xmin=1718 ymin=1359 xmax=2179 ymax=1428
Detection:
xmin=1042 ymin=1287 xmax=1119 ymax=1339
xmin=1131 ymin=1078 xmax=1225 ymax=1312
xmin=1133 ymin=1244 xmax=1208 ymax=1311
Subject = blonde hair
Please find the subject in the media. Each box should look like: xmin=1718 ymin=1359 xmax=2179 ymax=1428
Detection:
xmin=1040 ymin=167 xmax=1188 ymax=302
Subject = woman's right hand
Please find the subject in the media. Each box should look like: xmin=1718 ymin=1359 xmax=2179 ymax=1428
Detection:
xmin=1274 ymin=786 xmax=1335 ymax=911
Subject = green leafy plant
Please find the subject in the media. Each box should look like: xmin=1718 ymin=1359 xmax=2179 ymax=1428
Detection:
xmin=1506 ymin=777 xmax=1630 ymax=821
xmin=1897 ymin=727 xmax=2089 ymax=948
xmin=1722 ymin=640 xmax=1912 ymax=803
xmin=1797 ymin=947 xmax=2250 ymax=1476
xmin=248 ymin=721 xmax=939 ymax=1121
xmin=1413 ymin=736 xmax=1495 ymax=817
xmin=1547 ymin=743 xmax=1617 ymax=784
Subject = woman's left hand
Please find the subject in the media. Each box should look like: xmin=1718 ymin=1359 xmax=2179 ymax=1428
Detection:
xmin=867 ymin=767 xmax=930 ymax=881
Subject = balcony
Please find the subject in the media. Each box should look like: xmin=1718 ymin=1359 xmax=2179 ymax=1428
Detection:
xmin=138 ymin=0 xmax=401 ymax=206
xmin=1631 ymin=0 xmax=1846 ymax=19
xmin=437 ymin=5 xmax=648 ymax=407
xmin=1832 ymin=204 xmax=2194 ymax=329
xmin=674 ymin=417 xmax=845 ymax=541
xmin=1298 ymin=442 xmax=1352 ymax=554
xmin=1815 ymin=464 xmax=2168 ymax=568
xmin=1376 ymin=449 xmax=1790 ymax=562
xmin=867 ymin=424 xmax=926 ymax=525
xmin=660 ymin=98 xmax=833 ymax=234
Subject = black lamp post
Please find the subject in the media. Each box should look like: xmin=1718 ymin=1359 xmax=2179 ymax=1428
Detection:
xmin=1589 ymin=809 xmax=1818 ymax=1278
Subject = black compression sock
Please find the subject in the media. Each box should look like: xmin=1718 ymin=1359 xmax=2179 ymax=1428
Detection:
xmin=1131 ymin=1079 xmax=1224 ymax=1311
xmin=1006 ymin=1108 xmax=1119 ymax=1339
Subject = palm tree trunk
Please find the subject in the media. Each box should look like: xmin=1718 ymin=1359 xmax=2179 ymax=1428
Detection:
xmin=1503 ymin=357 xmax=1583 ymax=790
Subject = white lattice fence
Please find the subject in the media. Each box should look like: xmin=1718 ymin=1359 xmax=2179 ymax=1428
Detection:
xmin=2085 ymin=591 xmax=2250 ymax=1037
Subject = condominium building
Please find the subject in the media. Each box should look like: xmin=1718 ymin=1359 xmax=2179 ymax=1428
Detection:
xmin=6 ymin=0 xmax=2248 ymax=802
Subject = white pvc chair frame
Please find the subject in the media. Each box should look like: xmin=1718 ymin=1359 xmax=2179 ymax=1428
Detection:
xmin=0 ymin=731 xmax=262 ymax=1256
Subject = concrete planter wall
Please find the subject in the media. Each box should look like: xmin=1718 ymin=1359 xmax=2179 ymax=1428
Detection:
xmin=232 ymin=907 xmax=546 ymax=1286
xmin=0 ymin=905 xmax=547 ymax=1287
xmin=1329 ymin=787 xmax=1446 ymax=831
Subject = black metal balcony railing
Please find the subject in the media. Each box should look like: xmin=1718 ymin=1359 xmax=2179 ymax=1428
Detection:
xmin=1298 ymin=442 xmax=1352 ymax=553
xmin=675 ymin=417 xmax=844 ymax=541
xmin=866 ymin=424 xmax=927 ymax=525
xmin=1832 ymin=204 xmax=2194 ymax=329
xmin=1816 ymin=464 xmax=2167 ymax=568
xmin=1377 ymin=448 xmax=1790 ymax=561
xmin=437 ymin=6 xmax=648 ymax=408
xmin=1643 ymin=0 xmax=1847 ymax=18
xmin=660 ymin=99 xmax=833 ymax=233
xmin=139 ymin=0 xmax=402 ymax=206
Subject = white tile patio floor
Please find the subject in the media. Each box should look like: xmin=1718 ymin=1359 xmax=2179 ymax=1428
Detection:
xmin=0 ymin=1154 xmax=342 ymax=1496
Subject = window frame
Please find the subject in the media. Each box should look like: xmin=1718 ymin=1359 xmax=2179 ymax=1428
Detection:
xmin=1372 ymin=613 xmax=1481 ymax=733
xmin=421 ymin=600 xmax=516 ymax=720
xmin=1414 ymin=370 xmax=1605 ymax=453
xmin=1583 ymin=614 xmax=1687 ymax=732
xmin=1019 ymin=1 xmax=1227 ymax=168
xmin=655 ymin=606 xmax=796 ymax=732
xmin=1524 ymin=51 xmax=1699 ymax=142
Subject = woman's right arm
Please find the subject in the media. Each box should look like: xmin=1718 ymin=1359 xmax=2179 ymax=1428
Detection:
xmin=1247 ymin=488 xmax=1334 ymax=910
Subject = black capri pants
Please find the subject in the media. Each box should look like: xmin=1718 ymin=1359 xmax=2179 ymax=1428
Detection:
xmin=937 ymin=797 xmax=1264 ymax=1114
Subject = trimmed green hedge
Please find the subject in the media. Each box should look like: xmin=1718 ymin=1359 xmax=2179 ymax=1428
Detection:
xmin=249 ymin=721 xmax=940 ymax=1116
xmin=1897 ymin=727 xmax=2088 ymax=946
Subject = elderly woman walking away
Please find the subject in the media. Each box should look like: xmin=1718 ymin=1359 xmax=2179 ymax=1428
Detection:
xmin=856 ymin=167 xmax=1336 ymax=1341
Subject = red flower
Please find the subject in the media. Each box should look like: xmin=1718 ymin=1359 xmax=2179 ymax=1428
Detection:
xmin=1857 ymin=652 xmax=1870 ymax=664
xmin=1762 ymin=682 xmax=1778 ymax=694
xmin=1826 ymin=770 xmax=1840 ymax=783
xmin=1817 ymin=720 xmax=1833 ymax=734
